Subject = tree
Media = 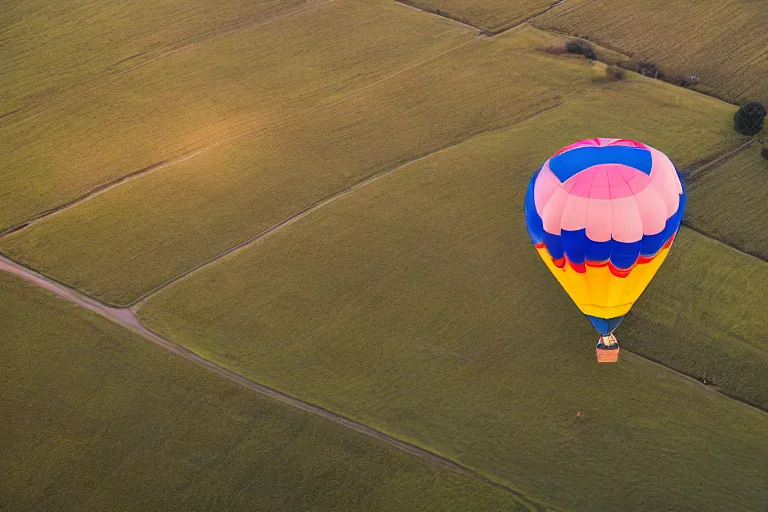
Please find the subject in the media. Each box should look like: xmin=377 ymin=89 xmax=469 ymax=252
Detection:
xmin=565 ymin=39 xmax=596 ymax=60
xmin=734 ymin=101 xmax=766 ymax=136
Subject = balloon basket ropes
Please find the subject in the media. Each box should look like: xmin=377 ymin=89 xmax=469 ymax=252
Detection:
xmin=596 ymin=334 xmax=620 ymax=363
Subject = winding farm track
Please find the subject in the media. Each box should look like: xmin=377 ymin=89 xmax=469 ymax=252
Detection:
xmin=0 ymin=254 xmax=541 ymax=509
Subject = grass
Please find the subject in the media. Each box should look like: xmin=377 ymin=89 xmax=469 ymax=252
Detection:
xmin=0 ymin=26 xmax=740 ymax=306
xmin=138 ymin=98 xmax=768 ymax=511
xmin=0 ymin=271 xmax=536 ymax=511
xmin=620 ymin=227 xmax=768 ymax=409
xmin=532 ymin=0 xmax=768 ymax=105
xmin=398 ymin=0 xmax=557 ymax=33
xmin=684 ymin=144 xmax=768 ymax=261
xmin=0 ymin=0 xmax=476 ymax=231
xmin=0 ymin=0 xmax=321 ymax=113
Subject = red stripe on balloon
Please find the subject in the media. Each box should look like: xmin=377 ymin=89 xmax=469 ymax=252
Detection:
xmin=536 ymin=233 xmax=677 ymax=278
xmin=569 ymin=261 xmax=587 ymax=273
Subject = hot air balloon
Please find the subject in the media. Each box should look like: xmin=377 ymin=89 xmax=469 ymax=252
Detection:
xmin=524 ymin=138 xmax=686 ymax=362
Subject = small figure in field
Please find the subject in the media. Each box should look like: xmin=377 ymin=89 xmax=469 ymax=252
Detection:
xmin=576 ymin=411 xmax=581 ymax=419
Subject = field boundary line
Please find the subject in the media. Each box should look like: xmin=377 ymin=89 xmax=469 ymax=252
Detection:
xmin=2 ymin=155 xmax=180 ymax=238
xmin=622 ymin=347 xmax=767 ymax=414
xmin=492 ymin=0 xmax=566 ymax=36
xmin=2 ymin=31 xmax=481 ymax=238
xmin=127 ymin=102 xmax=565 ymax=306
xmin=679 ymin=138 xmax=767 ymax=262
xmin=1 ymin=0 xmax=337 ymax=128
xmin=683 ymin=138 xmax=755 ymax=181
xmin=394 ymin=0 xmax=486 ymax=33
xmin=681 ymin=222 xmax=766 ymax=264
xmin=395 ymin=0 xmax=566 ymax=36
xmin=0 ymin=254 xmax=544 ymax=511
xmin=322 ymin=32 xmax=481 ymax=108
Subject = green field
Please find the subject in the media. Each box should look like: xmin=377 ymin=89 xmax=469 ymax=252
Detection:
xmin=0 ymin=0 xmax=476 ymax=231
xmin=401 ymin=0 xmax=555 ymax=32
xmin=400 ymin=0 xmax=768 ymax=105
xmin=137 ymin=103 xmax=768 ymax=511
xmin=0 ymin=271 xmax=534 ymax=511
xmin=684 ymin=144 xmax=768 ymax=261
xmin=0 ymin=26 xmax=740 ymax=306
xmin=2 ymin=0 xmax=320 ymax=112
xmin=3 ymin=0 xmax=767 ymax=509
xmin=621 ymin=227 xmax=768 ymax=409
xmin=532 ymin=0 xmax=768 ymax=105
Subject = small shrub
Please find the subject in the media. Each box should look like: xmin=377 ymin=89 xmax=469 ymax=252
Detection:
xmin=565 ymin=39 xmax=596 ymax=60
xmin=634 ymin=61 xmax=662 ymax=79
xmin=605 ymin=64 xmax=626 ymax=81
xmin=761 ymin=147 xmax=768 ymax=160
xmin=734 ymin=101 xmax=766 ymax=136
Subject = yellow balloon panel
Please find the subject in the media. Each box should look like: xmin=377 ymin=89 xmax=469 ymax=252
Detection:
xmin=535 ymin=246 xmax=671 ymax=319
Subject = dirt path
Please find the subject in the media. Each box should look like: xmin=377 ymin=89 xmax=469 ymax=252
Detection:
xmin=683 ymin=138 xmax=756 ymax=181
xmin=0 ymin=253 xmax=540 ymax=508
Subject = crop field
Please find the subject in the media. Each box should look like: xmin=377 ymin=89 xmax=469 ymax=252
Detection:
xmin=0 ymin=0 xmax=476 ymax=231
xmin=0 ymin=26 xmax=741 ymax=306
xmin=0 ymin=271 xmax=533 ymax=511
xmin=532 ymin=0 xmax=768 ymax=105
xmin=3 ymin=0 xmax=767 ymax=510
xmin=400 ymin=0 xmax=555 ymax=33
xmin=1 ymin=0 xmax=326 ymax=112
xmin=401 ymin=0 xmax=768 ymax=105
xmin=621 ymin=227 xmax=768 ymax=409
xmin=137 ymin=102 xmax=768 ymax=511
xmin=684 ymin=144 xmax=768 ymax=261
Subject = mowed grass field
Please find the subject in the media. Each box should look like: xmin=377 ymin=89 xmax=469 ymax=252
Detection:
xmin=401 ymin=0 xmax=555 ymax=32
xmin=402 ymin=0 xmax=768 ymax=105
xmin=685 ymin=144 xmax=768 ymax=261
xmin=0 ymin=272 xmax=534 ymax=511
xmin=621 ymin=228 xmax=768 ymax=409
xmin=0 ymin=25 xmax=741 ymax=306
xmin=532 ymin=0 xmax=768 ymax=105
xmin=0 ymin=0 xmax=476 ymax=231
xmin=4 ymin=1 xmax=767 ymax=509
xmin=138 ymin=102 xmax=768 ymax=511
xmin=1 ymin=0 xmax=322 ymax=112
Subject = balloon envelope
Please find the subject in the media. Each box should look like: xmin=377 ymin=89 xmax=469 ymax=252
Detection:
xmin=524 ymin=138 xmax=686 ymax=335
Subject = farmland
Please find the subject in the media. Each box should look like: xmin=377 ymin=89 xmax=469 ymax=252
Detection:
xmin=0 ymin=26 xmax=741 ymax=305
xmin=398 ymin=0 xmax=768 ymax=105
xmin=532 ymin=0 xmax=768 ymax=105
xmin=685 ymin=143 xmax=768 ymax=261
xmin=137 ymin=103 xmax=768 ymax=511
xmin=2 ymin=0 xmax=767 ymax=509
xmin=400 ymin=0 xmax=555 ymax=33
xmin=0 ymin=271 xmax=533 ymax=511
xmin=621 ymin=227 xmax=768 ymax=409
xmin=0 ymin=0 xmax=476 ymax=231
